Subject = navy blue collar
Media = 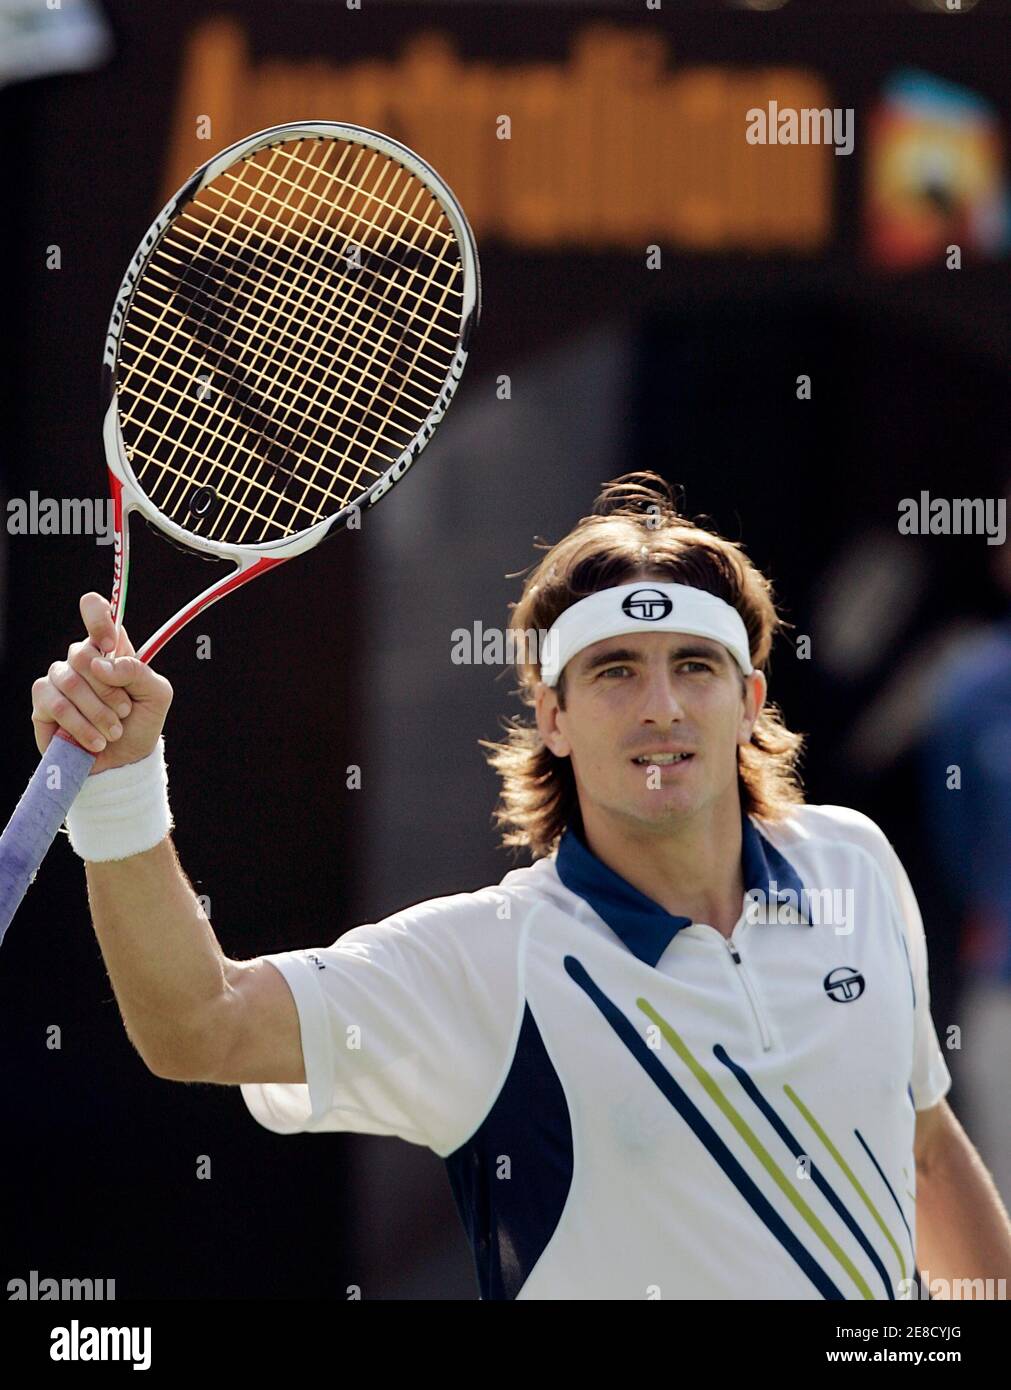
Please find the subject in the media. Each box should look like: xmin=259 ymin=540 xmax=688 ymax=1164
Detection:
xmin=555 ymin=810 xmax=806 ymax=967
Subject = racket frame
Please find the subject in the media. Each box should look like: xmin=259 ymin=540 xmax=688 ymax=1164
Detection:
xmin=102 ymin=120 xmax=481 ymax=662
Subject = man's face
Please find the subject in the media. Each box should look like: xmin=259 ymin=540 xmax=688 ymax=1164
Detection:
xmin=535 ymin=627 xmax=766 ymax=833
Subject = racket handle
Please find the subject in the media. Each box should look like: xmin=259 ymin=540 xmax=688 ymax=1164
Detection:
xmin=0 ymin=733 xmax=97 ymax=944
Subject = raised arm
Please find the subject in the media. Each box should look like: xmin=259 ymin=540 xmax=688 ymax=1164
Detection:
xmin=30 ymin=592 xmax=304 ymax=1085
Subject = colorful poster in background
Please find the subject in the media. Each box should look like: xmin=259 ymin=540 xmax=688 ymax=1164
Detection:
xmin=864 ymin=69 xmax=1010 ymax=270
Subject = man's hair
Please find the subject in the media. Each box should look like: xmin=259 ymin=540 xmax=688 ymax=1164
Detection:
xmin=480 ymin=472 xmax=805 ymax=859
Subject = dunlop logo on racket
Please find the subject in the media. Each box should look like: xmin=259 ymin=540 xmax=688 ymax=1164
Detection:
xmin=371 ymin=346 xmax=469 ymax=505
xmin=102 ymin=203 xmax=177 ymax=371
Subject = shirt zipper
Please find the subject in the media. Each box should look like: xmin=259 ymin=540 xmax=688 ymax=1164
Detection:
xmin=725 ymin=938 xmax=774 ymax=1051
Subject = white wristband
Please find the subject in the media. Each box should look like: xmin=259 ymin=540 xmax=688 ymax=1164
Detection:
xmin=64 ymin=737 xmax=174 ymax=862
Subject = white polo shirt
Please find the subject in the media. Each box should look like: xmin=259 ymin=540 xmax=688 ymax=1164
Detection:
xmin=241 ymin=802 xmax=951 ymax=1300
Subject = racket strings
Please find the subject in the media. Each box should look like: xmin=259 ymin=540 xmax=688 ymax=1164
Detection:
xmin=115 ymin=135 xmax=466 ymax=548
xmin=226 ymin=142 xmax=463 ymax=530
xmin=120 ymin=140 xmax=399 ymax=528
xmin=222 ymin=172 xmax=456 ymax=541
xmin=171 ymin=150 xmax=462 ymax=378
xmin=131 ymin=138 xmax=458 ymax=538
xmin=147 ymin=233 xmax=459 ymax=389
xmin=140 ymin=167 xmax=454 ymax=460
xmin=124 ymin=239 xmax=426 ymax=487
xmin=272 ymin=143 xmax=459 ymax=246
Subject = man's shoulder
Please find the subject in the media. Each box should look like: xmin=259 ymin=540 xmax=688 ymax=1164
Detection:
xmin=758 ymin=801 xmax=896 ymax=869
xmin=336 ymin=856 xmax=562 ymax=951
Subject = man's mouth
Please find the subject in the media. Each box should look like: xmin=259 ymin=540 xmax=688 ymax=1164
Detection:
xmin=631 ymin=752 xmax=694 ymax=765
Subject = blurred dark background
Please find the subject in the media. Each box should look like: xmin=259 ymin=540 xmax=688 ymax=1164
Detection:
xmin=1 ymin=0 xmax=1009 ymax=1299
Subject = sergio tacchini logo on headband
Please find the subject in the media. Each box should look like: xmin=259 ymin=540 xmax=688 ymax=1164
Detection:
xmin=621 ymin=589 xmax=674 ymax=621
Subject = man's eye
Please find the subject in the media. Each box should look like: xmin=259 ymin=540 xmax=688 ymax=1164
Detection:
xmin=682 ymin=661 xmax=713 ymax=673
xmin=600 ymin=666 xmax=631 ymax=678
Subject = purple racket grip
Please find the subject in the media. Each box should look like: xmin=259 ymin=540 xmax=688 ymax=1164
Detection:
xmin=0 ymin=733 xmax=97 ymax=943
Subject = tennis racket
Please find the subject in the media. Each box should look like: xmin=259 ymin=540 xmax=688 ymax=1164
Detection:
xmin=0 ymin=120 xmax=480 ymax=941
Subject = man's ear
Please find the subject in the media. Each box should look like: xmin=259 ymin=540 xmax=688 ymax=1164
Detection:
xmin=738 ymin=669 xmax=767 ymax=745
xmin=535 ymin=680 xmax=572 ymax=757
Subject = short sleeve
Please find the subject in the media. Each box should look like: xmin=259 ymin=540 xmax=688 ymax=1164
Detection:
xmin=882 ymin=841 xmax=954 ymax=1113
xmin=239 ymin=890 xmax=525 ymax=1156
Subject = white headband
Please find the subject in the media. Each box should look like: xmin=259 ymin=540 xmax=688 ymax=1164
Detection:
xmin=539 ymin=582 xmax=754 ymax=686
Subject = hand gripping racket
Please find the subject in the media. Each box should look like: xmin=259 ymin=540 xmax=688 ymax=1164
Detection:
xmin=0 ymin=121 xmax=480 ymax=941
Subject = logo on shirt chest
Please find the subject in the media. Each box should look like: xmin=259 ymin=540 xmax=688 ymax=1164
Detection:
xmin=823 ymin=966 xmax=865 ymax=1002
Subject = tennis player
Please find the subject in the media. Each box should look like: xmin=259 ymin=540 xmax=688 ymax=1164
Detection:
xmin=31 ymin=473 xmax=1011 ymax=1300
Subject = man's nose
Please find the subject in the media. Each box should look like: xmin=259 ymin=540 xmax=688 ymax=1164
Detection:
xmin=639 ymin=666 xmax=685 ymax=724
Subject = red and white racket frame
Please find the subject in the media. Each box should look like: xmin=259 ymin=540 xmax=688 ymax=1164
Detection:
xmin=101 ymin=119 xmax=481 ymax=665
